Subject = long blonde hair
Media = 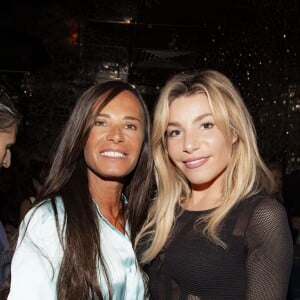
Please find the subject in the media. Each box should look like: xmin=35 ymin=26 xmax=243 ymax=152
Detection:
xmin=136 ymin=70 xmax=273 ymax=264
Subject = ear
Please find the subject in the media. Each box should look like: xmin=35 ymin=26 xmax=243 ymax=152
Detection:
xmin=231 ymin=130 xmax=238 ymax=144
xmin=2 ymin=150 xmax=11 ymax=168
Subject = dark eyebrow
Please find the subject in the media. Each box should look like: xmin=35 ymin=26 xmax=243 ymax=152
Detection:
xmin=167 ymin=121 xmax=181 ymax=127
xmin=123 ymin=116 xmax=142 ymax=123
xmin=97 ymin=113 xmax=142 ymax=124
xmin=167 ymin=113 xmax=212 ymax=127
xmin=193 ymin=113 xmax=212 ymax=123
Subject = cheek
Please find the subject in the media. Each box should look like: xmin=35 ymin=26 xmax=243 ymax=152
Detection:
xmin=132 ymin=127 xmax=144 ymax=144
xmin=210 ymin=136 xmax=233 ymax=166
xmin=211 ymin=132 xmax=232 ymax=151
xmin=219 ymin=144 xmax=233 ymax=166
xmin=0 ymin=146 xmax=7 ymax=163
xmin=83 ymin=146 xmax=90 ymax=165
xmin=86 ymin=129 xmax=99 ymax=143
xmin=85 ymin=130 xmax=101 ymax=151
xmin=166 ymin=140 xmax=176 ymax=159
xmin=132 ymin=135 xmax=144 ymax=158
xmin=83 ymin=137 xmax=96 ymax=163
xmin=166 ymin=145 xmax=180 ymax=168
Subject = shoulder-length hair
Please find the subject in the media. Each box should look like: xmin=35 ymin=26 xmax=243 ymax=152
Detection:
xmin=35 ymin=80 xmax=153 ymax=299
xmin=136 ymin=70 xmax=273 ymax=263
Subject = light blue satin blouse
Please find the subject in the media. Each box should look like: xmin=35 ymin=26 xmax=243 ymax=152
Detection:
xmin=8 ymin=197 xmax=145 ymax=300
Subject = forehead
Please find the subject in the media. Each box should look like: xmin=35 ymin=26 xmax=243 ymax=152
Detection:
xmin=169 ymin=93 xmax=211 ymax=115
xmin=99 ymin=90 xmax=143 ymax=117
xmin=0 ymin=123 xmax=17 ymax=144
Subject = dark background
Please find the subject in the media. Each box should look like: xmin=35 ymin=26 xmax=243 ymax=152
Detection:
xmin=0 ymin=0 xmax=299 ymax=172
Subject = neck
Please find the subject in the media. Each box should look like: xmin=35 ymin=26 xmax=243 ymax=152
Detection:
xmin=89 ymin=178 xmax=126 ymax=233
xmin=89 ymin=173 xmax=123 ymax=206
xmin=182 ymin=169 xmax=226 ymax=211
xmin=182 ymin=191 xmax=223 ymax=211
xmin=182 ymin=182 xmax=224 ymax=211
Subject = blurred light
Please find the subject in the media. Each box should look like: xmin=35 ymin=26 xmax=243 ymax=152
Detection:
xmin=123 ymin=17 xmax=133 ymax=24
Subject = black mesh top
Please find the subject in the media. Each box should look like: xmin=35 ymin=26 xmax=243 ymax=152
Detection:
xmin=143 ymin=192 xmax=293 ymax=300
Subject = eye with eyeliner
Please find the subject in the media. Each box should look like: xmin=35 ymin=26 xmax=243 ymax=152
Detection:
xmin=94 ymin=119 xmax=107 ymax=126
xmin=94 ymin=117 xmax=140 ymax=131
xmin=125 ymin=123 xmax=138 ymax=130
xmin=200 ymin=121 xmax=214 ymax=130
xmin=166 ymin=129 xmax=181 ymax=137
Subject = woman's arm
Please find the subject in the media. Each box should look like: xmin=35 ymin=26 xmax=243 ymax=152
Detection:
xmin=245 ymin=197 xmax=293 ymax=299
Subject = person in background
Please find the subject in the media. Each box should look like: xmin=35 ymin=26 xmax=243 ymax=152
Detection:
xmin=284 ymin=169 xmax=300 ymax=243
xmin=8 ymin=80 xmax=153 ymax=300
xmin=0 ymin=91 xmax=20 ymax=291
xmin=0 ymin=91 xmax=19 ymax=170
xmin=285 ymin=170 xmax=300 ymax=300
xmin=268 ymin=160 xmax=284 ymax=203
xmin=136 ymin=70 xmax=293 ymax=299
xmin=19 ymin=160 xmax=49 ymax=222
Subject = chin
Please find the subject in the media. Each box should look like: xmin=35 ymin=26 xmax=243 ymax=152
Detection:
xmin=101 ymin=170 xmax=132 ymax=180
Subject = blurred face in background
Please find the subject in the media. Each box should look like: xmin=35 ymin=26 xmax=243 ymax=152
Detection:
xmin=0 ymin=123 xmax=17 ymax=168
xmin=271 ymin=168 xmax=283 ymax=193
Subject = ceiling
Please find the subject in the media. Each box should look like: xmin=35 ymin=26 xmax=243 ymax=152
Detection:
xmin=0 ymin=0 xmax=299 ymax=99
xmin=0 ymin=0 xmax=299 ymax=169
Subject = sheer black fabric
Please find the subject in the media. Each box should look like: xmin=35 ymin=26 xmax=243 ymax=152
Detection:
xmin=144 ymin=192 xmax=293 ymax=300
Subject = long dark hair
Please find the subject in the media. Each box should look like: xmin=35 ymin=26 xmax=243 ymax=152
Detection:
xmin=34 ymin=81 xmax=153 ymax=299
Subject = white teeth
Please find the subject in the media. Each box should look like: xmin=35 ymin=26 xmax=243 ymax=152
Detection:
xmin=101 ymin=151 xmax=126 ymax=158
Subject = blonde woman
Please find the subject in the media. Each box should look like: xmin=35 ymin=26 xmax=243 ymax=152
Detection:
xmin=136 ymin=70 xmax=293 ymax=299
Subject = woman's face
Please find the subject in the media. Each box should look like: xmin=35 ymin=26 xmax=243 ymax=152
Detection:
xmin=166 ymin=93 xmax=236 ymax=190
xmin=271 ymin=169 xmax=283 ymax=193
xmin=84 ymin=90 xmax=144 ymax=182
xmin=0 ymin=123 xmax=17 ymax=168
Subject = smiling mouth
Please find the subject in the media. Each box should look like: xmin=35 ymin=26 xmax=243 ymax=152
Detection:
xmin=101 ymin=151 xmax=126 ymax=158
xmin=183 ymin=157 xmax=209 ymax=168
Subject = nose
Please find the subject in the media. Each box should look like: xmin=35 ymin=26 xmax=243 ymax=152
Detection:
xmin=2 ymin=149 xmax=11 ymax=168
xmin=106 ymin=125 xmax=124 ymax=143
xmin=183 ymin=131 xmax=200 ymax=153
